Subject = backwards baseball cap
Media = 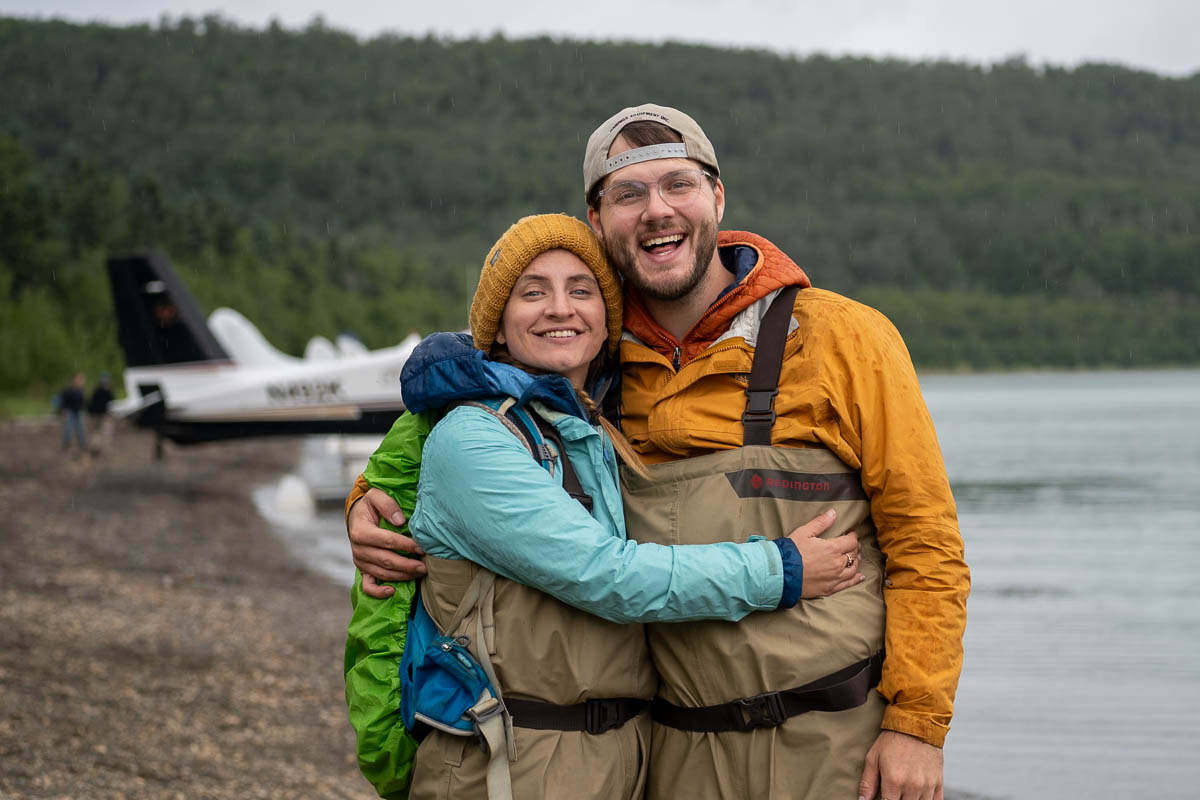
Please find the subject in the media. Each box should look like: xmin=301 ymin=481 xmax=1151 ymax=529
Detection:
xmin=583 ymin=103 xmax=720 ymax=196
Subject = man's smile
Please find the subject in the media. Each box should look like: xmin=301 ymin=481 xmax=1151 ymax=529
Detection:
xmin=641 ymin=233 xmax=686 ymax=255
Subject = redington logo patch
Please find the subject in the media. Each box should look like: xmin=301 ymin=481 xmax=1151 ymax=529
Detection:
xmin=725 ymin=469 xmax=867 ymax=501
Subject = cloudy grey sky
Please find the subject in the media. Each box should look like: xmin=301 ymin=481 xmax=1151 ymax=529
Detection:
xmin=3 ymin=0 xmax=1198 ymax=76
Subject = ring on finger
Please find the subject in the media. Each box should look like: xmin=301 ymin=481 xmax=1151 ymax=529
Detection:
xmin=845 ymin=554 xmax=855 ymax=568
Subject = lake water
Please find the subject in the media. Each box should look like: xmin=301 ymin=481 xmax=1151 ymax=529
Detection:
xmin=258 ymin=369 xmax=1200 ymax=799
xmin=924 ymin=369 xmax=1200 ymax=799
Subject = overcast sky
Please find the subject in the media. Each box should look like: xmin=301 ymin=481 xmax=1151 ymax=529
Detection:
xmin=4 ymin=0 xmax=1198 ymax=77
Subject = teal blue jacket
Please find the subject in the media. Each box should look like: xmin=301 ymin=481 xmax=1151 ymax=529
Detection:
xmin=412 ymin=400 xmax=787 ymax=622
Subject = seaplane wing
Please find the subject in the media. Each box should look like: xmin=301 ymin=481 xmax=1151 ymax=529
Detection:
xmin=106 ymin=251 xmax=420 ymax=444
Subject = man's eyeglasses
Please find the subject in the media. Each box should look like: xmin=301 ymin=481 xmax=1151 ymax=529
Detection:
xmin=597 ymin=169 xmax=714 ymax=211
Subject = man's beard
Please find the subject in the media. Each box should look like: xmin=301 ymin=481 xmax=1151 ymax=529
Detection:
xmin=605 ymin=213 xmax=719 ymax=303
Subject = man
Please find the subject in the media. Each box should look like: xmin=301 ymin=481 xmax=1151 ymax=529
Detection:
xmin=57 ymin=371 xmax=88 ymax=454
xmin=348 ymin=104 xmax=969 ymax=800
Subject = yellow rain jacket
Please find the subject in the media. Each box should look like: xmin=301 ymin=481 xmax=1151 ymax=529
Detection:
xmin=618 ymin=230 xmax=969 ymax=747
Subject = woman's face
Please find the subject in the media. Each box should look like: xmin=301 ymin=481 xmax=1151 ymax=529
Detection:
xmin=495 ymin=249 xmax=608 ymax=389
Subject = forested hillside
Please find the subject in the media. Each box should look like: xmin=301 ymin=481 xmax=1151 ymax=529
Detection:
xmin=2 ymin=15 xmax=1199 ymax=400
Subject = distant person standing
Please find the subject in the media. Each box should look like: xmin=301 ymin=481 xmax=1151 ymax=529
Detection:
xmin=87 ymin=372 xmax=115 ymax=454
xmin=57 ymin=372 xmax=88 ymax=453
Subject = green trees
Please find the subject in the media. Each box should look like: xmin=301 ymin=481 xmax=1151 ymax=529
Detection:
xmin=1 ymin=16 xmax=1198 ymax=406
xmin=0 ymin=134 xmax=467 ymax=397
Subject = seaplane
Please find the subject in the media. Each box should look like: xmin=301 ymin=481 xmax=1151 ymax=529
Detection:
xmin=107 ymin=251 xmax=421 ymax=447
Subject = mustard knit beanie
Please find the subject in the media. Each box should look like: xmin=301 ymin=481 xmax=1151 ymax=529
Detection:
xmin=470 ymin=214 xmax=623 ymax=356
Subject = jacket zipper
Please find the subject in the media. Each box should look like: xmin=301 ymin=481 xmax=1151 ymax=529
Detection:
xmin=668 ymin=338 xmax=763 ymax=372
xmin=627 ymin=336 xmax=772 ymax=373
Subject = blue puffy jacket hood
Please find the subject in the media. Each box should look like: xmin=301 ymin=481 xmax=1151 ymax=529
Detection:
xmin=400 ymin=332 xmax=615 ymax=421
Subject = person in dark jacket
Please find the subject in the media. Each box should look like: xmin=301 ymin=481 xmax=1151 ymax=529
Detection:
xmin=57 ymin=372 xmax=87 ymax=453
xmin=87 ymin=372 xmax=115 ymax=453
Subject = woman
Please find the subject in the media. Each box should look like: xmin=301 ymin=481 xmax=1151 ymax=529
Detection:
xmin=346 ymin=214 xmax=863 ymax=799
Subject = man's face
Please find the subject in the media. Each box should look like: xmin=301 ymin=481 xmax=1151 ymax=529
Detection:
xmin=587 ymin=136 xmax=725 ymax=304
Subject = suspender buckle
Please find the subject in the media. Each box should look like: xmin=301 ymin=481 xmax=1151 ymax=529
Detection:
xmin=741 ymin=389 xmax=778 ymax=427
xmin=736 ymin=691 xmax=787 ymax=730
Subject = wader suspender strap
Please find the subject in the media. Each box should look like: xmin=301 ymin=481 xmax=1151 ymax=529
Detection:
xmin=742 ymin=285 xmax=802 ymax=446
xmin=650 ymin=651 xmax=884 ymax=733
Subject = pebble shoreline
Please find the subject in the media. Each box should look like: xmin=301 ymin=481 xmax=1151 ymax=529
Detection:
xmin=0 ymin=420 xmax=376 ymax=799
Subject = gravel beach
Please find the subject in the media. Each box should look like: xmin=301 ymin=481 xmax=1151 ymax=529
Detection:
xmin=0 ymin=419 xmax=376 ymax=799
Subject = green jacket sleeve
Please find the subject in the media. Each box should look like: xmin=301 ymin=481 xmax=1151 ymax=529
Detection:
xmin=343 ymin=410 xmax=436 ymax=799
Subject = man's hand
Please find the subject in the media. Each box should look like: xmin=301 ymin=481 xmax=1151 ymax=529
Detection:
xmin=348 ymin=487 xmax=426 ymax=599
xmin=858 ymin=730 xmax=944 ymax=800
xmin=785 ymin=509 xmax=864 ymax=598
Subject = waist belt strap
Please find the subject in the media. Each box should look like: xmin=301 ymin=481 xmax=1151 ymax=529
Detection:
xmin=650 ymin=651 xmax=883 ymax=733
xmin=505 ymin=697 xmax=647 ymax=735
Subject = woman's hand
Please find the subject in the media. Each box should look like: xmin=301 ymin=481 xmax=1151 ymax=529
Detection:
xmin=786 ymin=509 xmax=864 ymax=598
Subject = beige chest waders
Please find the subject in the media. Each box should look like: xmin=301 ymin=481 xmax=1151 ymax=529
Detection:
xmin=409 ymin=403 xmax=656 ymax=800
xmin=621 ymin=286 xmax=887 ymax=800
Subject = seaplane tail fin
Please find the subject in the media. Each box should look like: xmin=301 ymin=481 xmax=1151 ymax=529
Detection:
xmin=105 ymin=252 xmax=231 ymax=367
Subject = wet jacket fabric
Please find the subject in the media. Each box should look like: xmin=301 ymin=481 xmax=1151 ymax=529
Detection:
xmin=618 ymin=230 xmax=970 ymax=747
